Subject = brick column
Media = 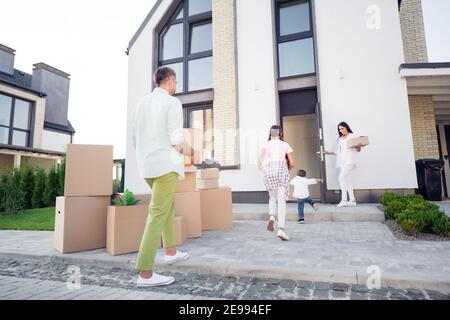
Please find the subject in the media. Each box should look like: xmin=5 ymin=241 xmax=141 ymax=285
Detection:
xmin=409 ymin=95 xmax=439 ymax=160
xmin=212 ymin=0 xmax=239 ymax=166
xmin=399 ymin=0 xmax=428 ymax=63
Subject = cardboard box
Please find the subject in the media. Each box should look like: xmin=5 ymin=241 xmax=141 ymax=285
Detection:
xmin=174 ymin=192 xmax=202 ymax=238
xmin=106 ymin=205 xmax=149 ymax=256
xmin=134 ymin=194 xmax=152 ymax=206
xmin=64 ymin=145 xmax=113 ymax=197
xmin=196 ymin=168 xmax=219 ymax=180
xmin=54 ymin=196 xmax=111 ymax=254
xmin=347 ymin=136 xmax=370 ymax=148
xmin=174 ymin=216 xmax=187 ymax=246
xmin=176 ymin=172 xmax=196 ymax=193
xmin=200 ymin=188 xmax=233 ymax=231
xmin=183 ymin=129 xmax=203 ymax=166
xmin=197 ymin=179 xmax=219 ymax=190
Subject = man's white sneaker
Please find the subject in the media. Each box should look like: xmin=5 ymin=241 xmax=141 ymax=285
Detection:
xmin=277 ymin=229 xmax=290 ymax=241
xmin=137 ymin=273 xmax=175 ymax=287
xmin=337 ymin=201 xmax=349 ymax=208
xmin=347 ymin=201 xmax=357 ymax=207
xmin=164 ymin=251 xmax=190 ymax=265
xmin=312 ymin=203 xmax=319 ymax=211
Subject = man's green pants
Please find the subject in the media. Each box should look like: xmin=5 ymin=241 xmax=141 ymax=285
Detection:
xmin=135 ymin=172 xmax=178 ymax=271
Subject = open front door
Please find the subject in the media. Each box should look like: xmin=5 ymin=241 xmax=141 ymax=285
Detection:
xmin=280 ymin=89 xmax=323 ymax=202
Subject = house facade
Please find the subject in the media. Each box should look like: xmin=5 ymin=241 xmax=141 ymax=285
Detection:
xmin=0 ymin=44 xmax=75 ymax=173
xmin=125 ymin=0 xmax=450 ymax=203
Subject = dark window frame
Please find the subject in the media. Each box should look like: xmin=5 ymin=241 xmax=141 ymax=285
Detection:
xmin=275 ymin=0 xmax=316 ymax=79
xmin=0 ymin=91 xmax=34 ymax=148
xmin=158 ymin=0 xmax=213 ymax=93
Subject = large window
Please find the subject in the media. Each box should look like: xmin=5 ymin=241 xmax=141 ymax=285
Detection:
xmin=0 ymin=93 xmax=33 ymax=147
xmin=276 ymin=0 xmax=315 ymax=78
xmin=158 ymin=0 xmax=213 ymax=93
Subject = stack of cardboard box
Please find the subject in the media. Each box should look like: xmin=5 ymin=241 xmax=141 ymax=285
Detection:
xmin=54 ymin=145 xmax=113 ymax=254
xmin=196 ymin=169 xmax=233 ymax=231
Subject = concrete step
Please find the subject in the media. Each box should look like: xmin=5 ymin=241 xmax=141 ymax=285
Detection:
xmin=233 ymin=203 xmax=386 ymax=222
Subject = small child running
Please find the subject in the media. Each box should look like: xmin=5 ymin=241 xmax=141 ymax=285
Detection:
xmin=290 ymin=170 xmax=323 ymax=224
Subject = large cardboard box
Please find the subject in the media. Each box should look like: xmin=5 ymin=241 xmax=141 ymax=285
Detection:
xmin=176 ymin=172 xmax=196 ymax=193
xmin=174 ymin=216 xmax=187 ymax=246
xmin=347 ymin=136 xmax=370 ymax=148
xmin=174 ymin=192 xmax=202 ymax=238
xmin=200 ymin=188 xmax=233 ymax=231
xmin=183 ymin=129 xmax=203 ymax=166
xmin=197 ymin=179 xmax=219 ymax=190
xmin=65 ymin=144 xmax=113 ymax=197
xmin=106 ymin=205 xmax=149 ymax=256
xmin=196 ymin=168 xmax=219 ymax=180
xmin=54 ymin=196 xmax=111 ymax=254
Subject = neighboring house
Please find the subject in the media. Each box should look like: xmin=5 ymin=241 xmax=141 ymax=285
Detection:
xmin=125 ymin=0 xmax=450 ymax=203
xmin=0 ymin=44 xmax=75 ymax=173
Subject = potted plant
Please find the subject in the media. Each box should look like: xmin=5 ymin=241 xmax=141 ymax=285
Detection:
xmin=107 ymin=190 xmax=149 ymax=256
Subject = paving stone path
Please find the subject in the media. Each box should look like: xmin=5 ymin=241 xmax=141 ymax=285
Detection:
xmin=0 ymin=256 xmax=448 ymax=300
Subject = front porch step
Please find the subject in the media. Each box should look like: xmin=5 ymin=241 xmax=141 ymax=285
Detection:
xmin=233 ymin=203 xmax=386 ymax=222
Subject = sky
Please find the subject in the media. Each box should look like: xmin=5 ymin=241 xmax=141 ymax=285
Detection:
xmin=0 ymin=0 xmax=449 ymax=159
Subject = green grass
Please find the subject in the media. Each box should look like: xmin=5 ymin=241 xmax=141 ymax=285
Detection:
xmin=0 ymin=207 xmax=55 ymax=231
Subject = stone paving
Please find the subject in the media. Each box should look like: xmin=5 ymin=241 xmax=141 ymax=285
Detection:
xmin=0 ymin=256 xmax=449 ymax=300
xmin=1 ymin=220 xmax=450 ymax=292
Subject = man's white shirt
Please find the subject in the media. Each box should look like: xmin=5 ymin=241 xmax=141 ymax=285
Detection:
xmin=290 ymin=176 xmax=318 ymax=199
xmin=132 ymin=87 xmax=185 ymax=180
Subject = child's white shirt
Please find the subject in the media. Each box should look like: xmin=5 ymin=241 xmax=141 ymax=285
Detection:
xmin=290 ymin=176 xmax=318 ymax=199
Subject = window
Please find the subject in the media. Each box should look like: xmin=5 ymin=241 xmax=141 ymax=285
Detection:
xmin=158 ymin=0 xmax=213 ymax=93
xmin=276 ymin=0 xmax=315 ymax=78
xmin=0 ymin=92 xmax=33 ymax=147
xmin=186 ymin=106 xmax=214 ymax=161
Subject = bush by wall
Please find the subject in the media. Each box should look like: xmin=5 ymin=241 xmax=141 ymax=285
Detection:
xmin=0 ymin=161 xmax=66 ymax=215
xmin=380 ymin=192 xmax=450 ymax=237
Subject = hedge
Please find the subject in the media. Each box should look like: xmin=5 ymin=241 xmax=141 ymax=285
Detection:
xmin=380 ymin=192 xmax=450 ymax=237
xmin=0 ymin=161 xmax=66 ymax=215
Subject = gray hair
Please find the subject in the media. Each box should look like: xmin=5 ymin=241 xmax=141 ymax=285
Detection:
xmin=153 ymin=66 xmax=176 ymax=86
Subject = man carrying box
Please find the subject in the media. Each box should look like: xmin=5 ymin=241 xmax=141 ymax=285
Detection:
xmin=132 ymin=66 xmax=190 ymax=287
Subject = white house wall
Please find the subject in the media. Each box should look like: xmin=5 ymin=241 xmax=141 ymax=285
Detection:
xmin=125 ymin=0 xmax=175 ymax=194
xmin=314 ymin=0 xmax=418 ymax=190
xmin=219 ymin=0 xmax=279 ymax=192
xmin=41 ymin=130 xmax=71 ymax=153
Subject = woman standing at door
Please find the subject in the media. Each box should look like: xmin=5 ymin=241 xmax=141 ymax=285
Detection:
xmin=325 ymin=122 xmax=362 ymax=207
xmin=259 ymin=125 xmax=295 ymax=241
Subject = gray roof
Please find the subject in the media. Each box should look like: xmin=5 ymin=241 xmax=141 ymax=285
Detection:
xmin=127 ymin=0 xmax=164 ymax=54
xmin=44 ymin=120 xmax=76 ymax=134
xmin=0 ymin=69 xmax=46 ymax=97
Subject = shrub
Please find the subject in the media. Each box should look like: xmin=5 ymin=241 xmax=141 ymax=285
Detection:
xmin=112 ymin=189 xmax=140 ymax=206
xmin=21 ymin=167 xmax=35 ymax=210
xmin=431 ymin=214 xmax=449 ymax=237
xmin=3 ymin=169 xmax=25 ymax=215
xmin=0 ymin=173 xmax=9 ymax=213
xmin=400 ymin=219 xmax=419 ymax=236
xmin=379 ymin=192 xmax=397 ymax=206
xmin=57 ymin=159 xmax=65 ymax=197
xmin=385 ymin=199 xmax=408 ymax=219
xmin=32 ymin=168 xmax=47 ymax=209
xmin=44 ymin=167 xmax=59 ymax=207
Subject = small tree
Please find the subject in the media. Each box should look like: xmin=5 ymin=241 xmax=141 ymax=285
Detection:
xmin=3 ymin=169 xmax=25 ymax=215
xmin=0 ymin=173 xmax=9 ymax=213
xmin=32 ymin=168 xmax=47 ymax=209
xmin=44 ymin=167 xmax=59 ymax=207
xmin=21 ymin=166 xmax=35 ymax=210
xmin=57 ymin=158 xmax=66 ymax=197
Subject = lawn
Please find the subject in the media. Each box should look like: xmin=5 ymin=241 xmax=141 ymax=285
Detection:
xmin=0 ymin=208 xmax=55 ymax=231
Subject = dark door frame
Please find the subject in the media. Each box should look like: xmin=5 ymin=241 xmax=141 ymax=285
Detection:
xmin=279 ymin=88 xmax=324 ymax=202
